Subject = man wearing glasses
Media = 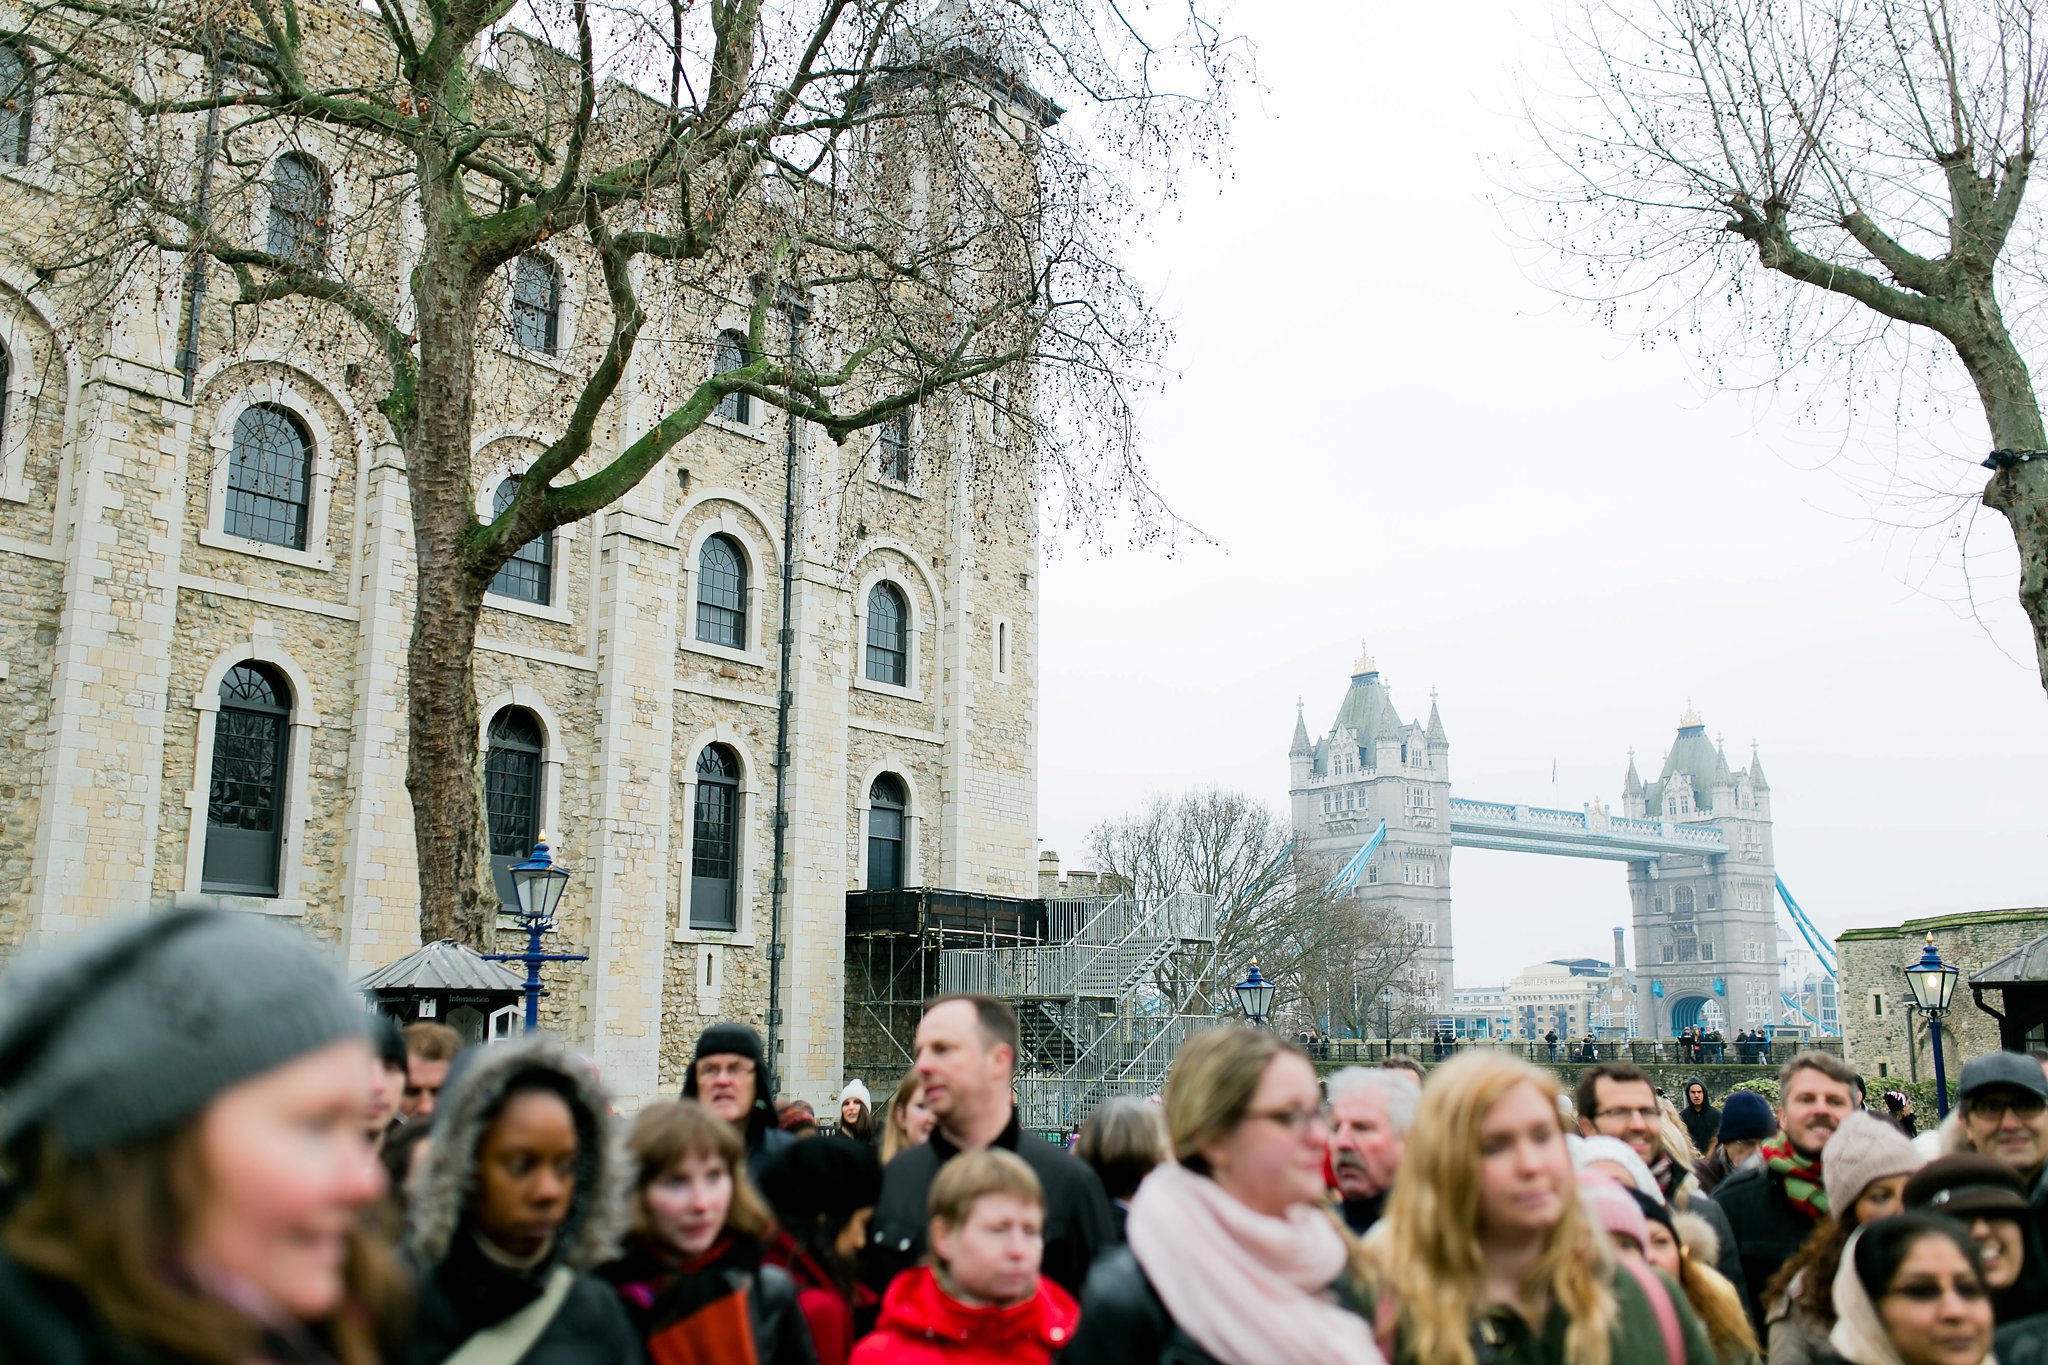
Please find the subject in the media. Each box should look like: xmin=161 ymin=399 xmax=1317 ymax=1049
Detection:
xmin=1575 ymin=1061 xmax=1749 ymax=1315
xmin=1956 ymin=1051 xmax=2048 ymax=1247
xmin=680 ymin=1020 xmax=793 ymax=1175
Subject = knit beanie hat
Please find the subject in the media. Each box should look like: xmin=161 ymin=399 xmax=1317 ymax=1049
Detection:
xmin=1823 ymin=1110 xmax=1922 ymax=1214
xmin=1629 ymin=1186 xmax=1677 ymax=1244
xmin=1719 ymin=1090 xmax=1777 ymax=1142
xmin=688 ymin=1021 xmax=765 ymax=1074
xmin=777 ymin=1098 xmax=817 ymax=1131
xmin=0 ymin=909 xmax=366 ymax=1158
xmin=839 ymin=1078 xmax=872 ymax=1110
xmin=756 ymin=1134 xmax=884 ymax=1228
xmin=1573 ymin=1134 xmax=1664 ymax=1205
xmin=1581 ymin=1172 xmax=1650 ymax=1252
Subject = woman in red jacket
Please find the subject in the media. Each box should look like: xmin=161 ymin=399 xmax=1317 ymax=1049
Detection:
xmin=849 ymin=1149 xmax=1078 ymax=1365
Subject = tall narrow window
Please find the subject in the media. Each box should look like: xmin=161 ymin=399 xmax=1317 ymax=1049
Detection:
xmin=878 ymin=412 xmax=911 ymax=482
xmin=488 ymin=476 xmax=554 ymax=605
xmin=868 ymin=774 xmax=907 ymax=892
xmin=695 ymin=534 xmax=747 ymax=648
xmin=203 ymin=663 xmax=291 ymax=896
xmin=266 ymin=153 xmax=330 ymax=268
xmin=713 ymin=329 xmax=751 ymax=424
xmin=864 ymin=581 xmax=907 ymax=685
xmin=0 ymin=46 xmax=30 ymax=166
xmin=225 ymin=403 xmax=313 ymax=549
xmin=691 ymin=745 xmax=740 ymax=930
xmin=510 ymin=254 xmax=561 ymax=352
xmin=484 ymin=707 xmax=544 ymax=857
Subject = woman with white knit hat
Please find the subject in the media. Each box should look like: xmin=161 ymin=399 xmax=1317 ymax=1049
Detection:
xmin=839 ymin=1079 xmax=877 ymax=1146
xmin=1765 ymin=1111 xmax=1926 ymax=1365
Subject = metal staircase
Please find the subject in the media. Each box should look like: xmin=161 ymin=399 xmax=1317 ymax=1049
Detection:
xmin=938 ymin=889 xmax=1222 ymax=1130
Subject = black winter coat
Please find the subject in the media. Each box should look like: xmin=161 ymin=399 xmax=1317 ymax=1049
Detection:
xmin=866 ymin=1111 xmax=1118 ymax=1300
xmin=1059 ymin=1247 xmax=1258 ymax=1365
xmin=1711 ymin=1163 xmax=1824 ymax=1336
xmin=404 ymin=1234 xmax=646 ymax=1365
xmin=595 ymin=1236 xmax=815 ymax=1365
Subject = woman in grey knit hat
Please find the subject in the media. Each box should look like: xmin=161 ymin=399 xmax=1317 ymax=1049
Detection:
xmin=0 ymin=909 xmax=406 ymax=1364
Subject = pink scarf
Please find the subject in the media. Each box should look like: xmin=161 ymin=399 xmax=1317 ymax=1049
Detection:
xmin=1125 ymin=1162 xmax=1384 ymax=1365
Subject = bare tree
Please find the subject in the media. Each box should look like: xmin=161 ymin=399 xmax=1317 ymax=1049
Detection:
xmin=1532 ymin=0 xmax=2048 ymax=689
xmin=1 ymin=0 xmax=1232 ymax=943
xmin=1087 ymin=787 xmax=1426 ymax=1030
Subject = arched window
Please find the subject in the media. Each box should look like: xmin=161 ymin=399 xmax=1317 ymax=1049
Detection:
xmin=695 ymin=534 xmax=747 ymax=649
xmin=0 ymin=46 xmax=31 ymax=166
xmin=484 ymin=707 xmax=544 ymax=858
xmin=225 ymin=403 xmax=314 ymax=549
xmin=1673 ymin=885 xmax=1696 ymax=919
xmin=488 ymin=476 xmax=554 ymax=605
xmin=202 ymin=662 xmax=291 ymax=896
xmin=510 ymin=253 xmax=561 ymax=352
xmin=865 ymin=581 xmax=907 ymax=686
xmin=690 ymin=745 xmax=740 ymax=930
xmin=713 ymin=329 xmax=751 ymax=424
xmin=266 ymin=153 xmax=330 ymax=268
xmin=868 ymin=773 xmax=907 ymax=892
xmin=878 ymin=412 xmax=911 ymax=482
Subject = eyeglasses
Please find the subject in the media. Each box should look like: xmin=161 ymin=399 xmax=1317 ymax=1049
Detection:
xmin=1886 ymin=1278 xmax=1988 ymax=1303
xmin=1247 ymin=1106 xmax=1328 ymax=1136
xmin=696 ymin=1058 xmax=757 ymax=1081
xmin=1965 ymin=1092 xmax=2047 ymax=1121
xmin=1594 ymin=1106 xmax=1661 ymax=1125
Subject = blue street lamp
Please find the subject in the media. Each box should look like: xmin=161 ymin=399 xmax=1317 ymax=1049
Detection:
xmin=484 ymin=833 xmax=587 ymax=1033
xmin=1234 ymin=959 xmax=1277 ymax=1028
xmin=1904 ymin=933 xmax=1962 ymax=1117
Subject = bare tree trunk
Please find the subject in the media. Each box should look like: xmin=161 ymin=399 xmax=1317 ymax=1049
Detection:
xmin=1954 ymin=301 xmax=2048 ymax=691
xmin=404 ymin=184 xmax=492 ymax=947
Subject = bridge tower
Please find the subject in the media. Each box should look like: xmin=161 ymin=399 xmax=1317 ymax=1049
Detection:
xmin=1622 ymin=709 xmax=1778 ymax=1038
xmin=1288 ymin=648 xmax=1453 ymax=1025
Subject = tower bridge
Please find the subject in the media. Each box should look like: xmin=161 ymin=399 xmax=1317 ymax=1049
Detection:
xmin=1289 ymin=648 xmax=1805 ymax=1038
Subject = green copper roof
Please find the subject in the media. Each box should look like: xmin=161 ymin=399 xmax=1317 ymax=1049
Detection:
xmin=1644 ymin=722 xmax=1724 ymax=814
xmin=1313 ymin=671 xmax=1404 ymax=775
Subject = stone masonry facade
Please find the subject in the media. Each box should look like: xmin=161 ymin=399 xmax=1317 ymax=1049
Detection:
xmin=0 ymin=4 xmax=1043 ymax=1113
xmin=1838 ymin=909 xmax=2048 ymax=1089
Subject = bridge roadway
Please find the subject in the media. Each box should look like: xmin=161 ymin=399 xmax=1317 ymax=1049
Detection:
xmin=1447 ymin=798 xmax=1729 ymax=861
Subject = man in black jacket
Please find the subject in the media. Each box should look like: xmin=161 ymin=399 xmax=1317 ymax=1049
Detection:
xmin=867 ymin=993 xmax=1118 ymax=1298
xmin=1713 ymin=1050 xmax=1859 ymax=1332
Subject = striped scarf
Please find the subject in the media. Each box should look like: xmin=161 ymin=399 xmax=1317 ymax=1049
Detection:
xmin=1763 ymin=1134 xmax=1829 ymax=1221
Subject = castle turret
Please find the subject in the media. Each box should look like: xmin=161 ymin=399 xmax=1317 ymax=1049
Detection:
xmin=1426 ymin=688 xmax=1448 ymax=753
xmin=1288 ymin=699 xmax=1312 ymax=786
xmin=1622 ymin=749 xmax=1645 ymax=818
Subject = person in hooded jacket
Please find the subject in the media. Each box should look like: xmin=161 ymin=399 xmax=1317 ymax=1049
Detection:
xmin=0 ymin=910 xmax=406 ymax=1365
xmin=850 ymin=1149 xmax=1079 ymax=1365
xmin=598 ymin=1098 xmax=814 ymax=1365
xmin=1684 ymin=1081 xmax=1722 ymax=1158
xmin=403 ymin=1032 xmax=644 ymax=1365
xmin=1818 ymin=1214 xmax=1993 ymax=1365
xmin=758 ymin=1135 xmax=884 ymax=1365
xmin=682 ymin=1022 xmax=794 ymax=1177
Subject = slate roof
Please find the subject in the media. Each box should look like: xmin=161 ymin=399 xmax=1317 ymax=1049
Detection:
xmin=355 ymin=938 xmax=525 ymax=993
xmin=1973 ymin=932 xmax=2048 ymax=985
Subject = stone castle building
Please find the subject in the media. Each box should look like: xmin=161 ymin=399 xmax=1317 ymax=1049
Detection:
xmin=1287 ymin=650 xmax=1453 ymax=1015
xmin=1289 ymin=651 xmax=1781 ymax=1038
xmin=0 ymin=7 xmax=1045 ymax=1110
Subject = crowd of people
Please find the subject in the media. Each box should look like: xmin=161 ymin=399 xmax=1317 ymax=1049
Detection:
xmin=7 ymin=908 xmax=2048 ymax=1365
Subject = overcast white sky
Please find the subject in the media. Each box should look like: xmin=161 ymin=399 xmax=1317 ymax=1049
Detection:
xmin=1031 ymin=0 xmax=2048 ymax=988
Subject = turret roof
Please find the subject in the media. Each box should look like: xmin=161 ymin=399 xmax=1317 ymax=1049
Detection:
xmin=1425 ymin=688 xmax=1446 ymax=745
xmin=1643 ymin=711 xmax=1725 ymax=814
xmin=1290 ymin=700 xmax=1311 ymax=757
xmin=1622 ymin=749 xmax=1643 ymax=796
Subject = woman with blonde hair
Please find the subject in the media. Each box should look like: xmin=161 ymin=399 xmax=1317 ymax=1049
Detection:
xmin=1063 ymin=1027 xmax=1375 ymax=1365
xmin=881 ymin=1069 xmax=936 ymax=1163
xmin=1364 ymin=1051 xmax=1718 ymax=1365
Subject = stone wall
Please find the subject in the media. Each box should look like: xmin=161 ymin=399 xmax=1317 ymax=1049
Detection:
xmin=0 ymin=0 xmax=1047 ymax=1115
xmin=1837 ymin=909 xmax=2048 ymax=1087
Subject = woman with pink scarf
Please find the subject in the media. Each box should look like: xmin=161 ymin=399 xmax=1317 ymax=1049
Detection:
xmin=1061 ymin=1028 xmax=1380 ymax=1365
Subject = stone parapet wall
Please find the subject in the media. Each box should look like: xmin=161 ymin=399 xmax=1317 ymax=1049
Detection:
xmin=1837 ymin=910 xmax=2048 ymax=1085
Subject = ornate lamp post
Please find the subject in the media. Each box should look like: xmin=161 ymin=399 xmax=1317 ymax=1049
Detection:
xmin=483 ymin=833 xmax=586 ymax=1033
xmin=1904 ymin=933 xmax=1962 ymax=1118
xmin=1233 ymin=959 xmax=1277 ymax=1029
